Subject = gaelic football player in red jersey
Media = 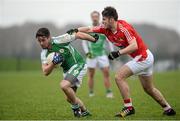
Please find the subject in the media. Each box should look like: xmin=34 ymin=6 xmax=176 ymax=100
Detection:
xmin=68 ymin=6 xmax=176 ymax=117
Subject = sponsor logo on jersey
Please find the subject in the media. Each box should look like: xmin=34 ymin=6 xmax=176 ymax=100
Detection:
xmin=59 ymin=49 xmax=64 ymax=53
xmin=73 ymin=70 xmax=79 ymax=76
xmin=117 ymin=37 xmax=124 ymax=42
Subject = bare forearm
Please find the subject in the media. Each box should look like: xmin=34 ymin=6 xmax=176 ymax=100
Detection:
xmin=78 ymin=27 xmax=93 ymax=33
xmin=119 ymin=40 xmax=138 ymax=55
xmin=75 ymin=32 xmax=96 ymax=42
xmin=108 ymin=39 xmax=138 ymax=60
xmin=42 ymin=63 xmax=55 ymax=76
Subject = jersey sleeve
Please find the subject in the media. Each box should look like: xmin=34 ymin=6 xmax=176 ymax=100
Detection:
xmin=123 ymin=29 xmax=135 ymax=43
xmin=82 ymin=40 xmax=89 ymax=54
xmin=107 ymin=39 xmax=114 ymax=51
xmin=52 ymin=33 xmax=76 ymax=44
xmin=40 ymin=49 xmax=48 ymax=64
xmin=120 ymin=25 xmax=135 ymax=43
xmin=92 ymin=25 xmax=106 ymax=34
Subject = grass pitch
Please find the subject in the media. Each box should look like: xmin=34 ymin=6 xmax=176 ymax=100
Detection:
xmin=0 ymin=70 xmax=179 ymax=120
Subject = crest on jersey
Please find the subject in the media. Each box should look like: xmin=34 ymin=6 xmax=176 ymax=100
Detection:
xmin=118 ymin=38 xmax=124 ymax=42
xmin=73 ymin=70 xmax=79 ymax=76
xmin=59 ymin=49 xmax=64 ymax=53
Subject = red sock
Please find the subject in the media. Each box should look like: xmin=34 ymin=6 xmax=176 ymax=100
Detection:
xmin=124 ymin=98 xmax=133 ymax=108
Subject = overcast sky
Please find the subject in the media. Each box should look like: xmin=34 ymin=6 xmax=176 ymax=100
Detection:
xmin=0 ymin=0 xmax=180 ymax=33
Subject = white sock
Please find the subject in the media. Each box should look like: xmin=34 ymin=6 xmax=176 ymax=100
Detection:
xmin=163 ymin=104 xmax=171 ymax=111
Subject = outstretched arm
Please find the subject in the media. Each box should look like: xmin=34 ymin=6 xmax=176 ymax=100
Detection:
xmin=68 ymin=25 xmax=105 ymax=34
xmin=78 ymin=26 xmax=93 ymax=33
xmin=78 ymin=25 xmax=106 ymax=34
xmin=53 ymin=32 xmax=98 ymax=44
xmin=75 ymin=32 xmax=98 ymax=43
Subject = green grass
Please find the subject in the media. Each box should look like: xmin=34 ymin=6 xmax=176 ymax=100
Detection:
xmin=0 ymin=70 xmax=180 ymax=120
xmin=0 ymin=58 xmax=41 ymax=71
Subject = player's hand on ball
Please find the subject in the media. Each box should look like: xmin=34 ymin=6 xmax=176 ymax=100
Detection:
xmin=108 ymin=51 xmax=121 ymax=60
xmin=52 ymin=52 xmax=64 ymax=65
xmin=86 ymin=52 xmax=93 ymax=59
xmin=66 ymin=28 xmax=78 ymax=35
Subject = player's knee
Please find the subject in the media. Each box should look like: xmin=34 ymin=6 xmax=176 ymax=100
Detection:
xmin=60 ymin=80 xmax=69 ymax=91
xmin=103 ymin=69 xmax=109 ymax=78
xmin=115 ymin=74 xmax=124 ymax=82
xmin=89 ymin=75 xmax=94 ymax=80
xmin=89 ymin=73 xmax=94 ymax=79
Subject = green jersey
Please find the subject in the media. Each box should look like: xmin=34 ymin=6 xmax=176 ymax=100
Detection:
xmin=41 ymin=33 xmax=85 ymax=73
xmin=83 ymin=33 xmax=114 ymax=58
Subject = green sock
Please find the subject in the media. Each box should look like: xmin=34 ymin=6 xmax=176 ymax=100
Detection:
xmin=106 ymin=89 xmax=112 ymax=93
xmin=71 ymin=104 xmax=79 ymax=110
xmin=89 ymin=90 xmax=93 ymax=94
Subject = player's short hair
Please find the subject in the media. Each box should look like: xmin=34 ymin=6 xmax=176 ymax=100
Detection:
xmin=102 ymin=6 xmax=118 ymax=21
xmin=36 ymin=28 xmax=50 ymax=38
xmin=91 ymin=10 xmax=100 ymax=16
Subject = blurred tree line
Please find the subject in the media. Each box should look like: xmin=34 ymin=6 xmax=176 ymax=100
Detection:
xmin=0 ymin=22 xmax=87 ymax=58
xmin=0 ymin=22 xmax=180 ymax=71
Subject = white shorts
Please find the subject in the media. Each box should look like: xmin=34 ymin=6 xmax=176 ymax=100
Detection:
xmin=125 ymin=50 xmax=154 ymax=76
xmin=86 ymin=55 xmax=109 ymax=68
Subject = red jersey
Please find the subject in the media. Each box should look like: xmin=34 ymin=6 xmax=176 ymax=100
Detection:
xmin=92 ymin=20 xmax=148 ymax=60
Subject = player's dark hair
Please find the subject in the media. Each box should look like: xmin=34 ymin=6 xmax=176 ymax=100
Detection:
xmin=36 ymin=28 xmax=50 ymax=38
xmin=102 ymin=6 xmax=118 ymax=21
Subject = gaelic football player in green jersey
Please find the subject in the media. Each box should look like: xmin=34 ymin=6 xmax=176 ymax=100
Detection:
xmin=36 ymin=28 xmax=98 ymax=117
xmin=82 ymin=11 xmax=114 ymax=98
